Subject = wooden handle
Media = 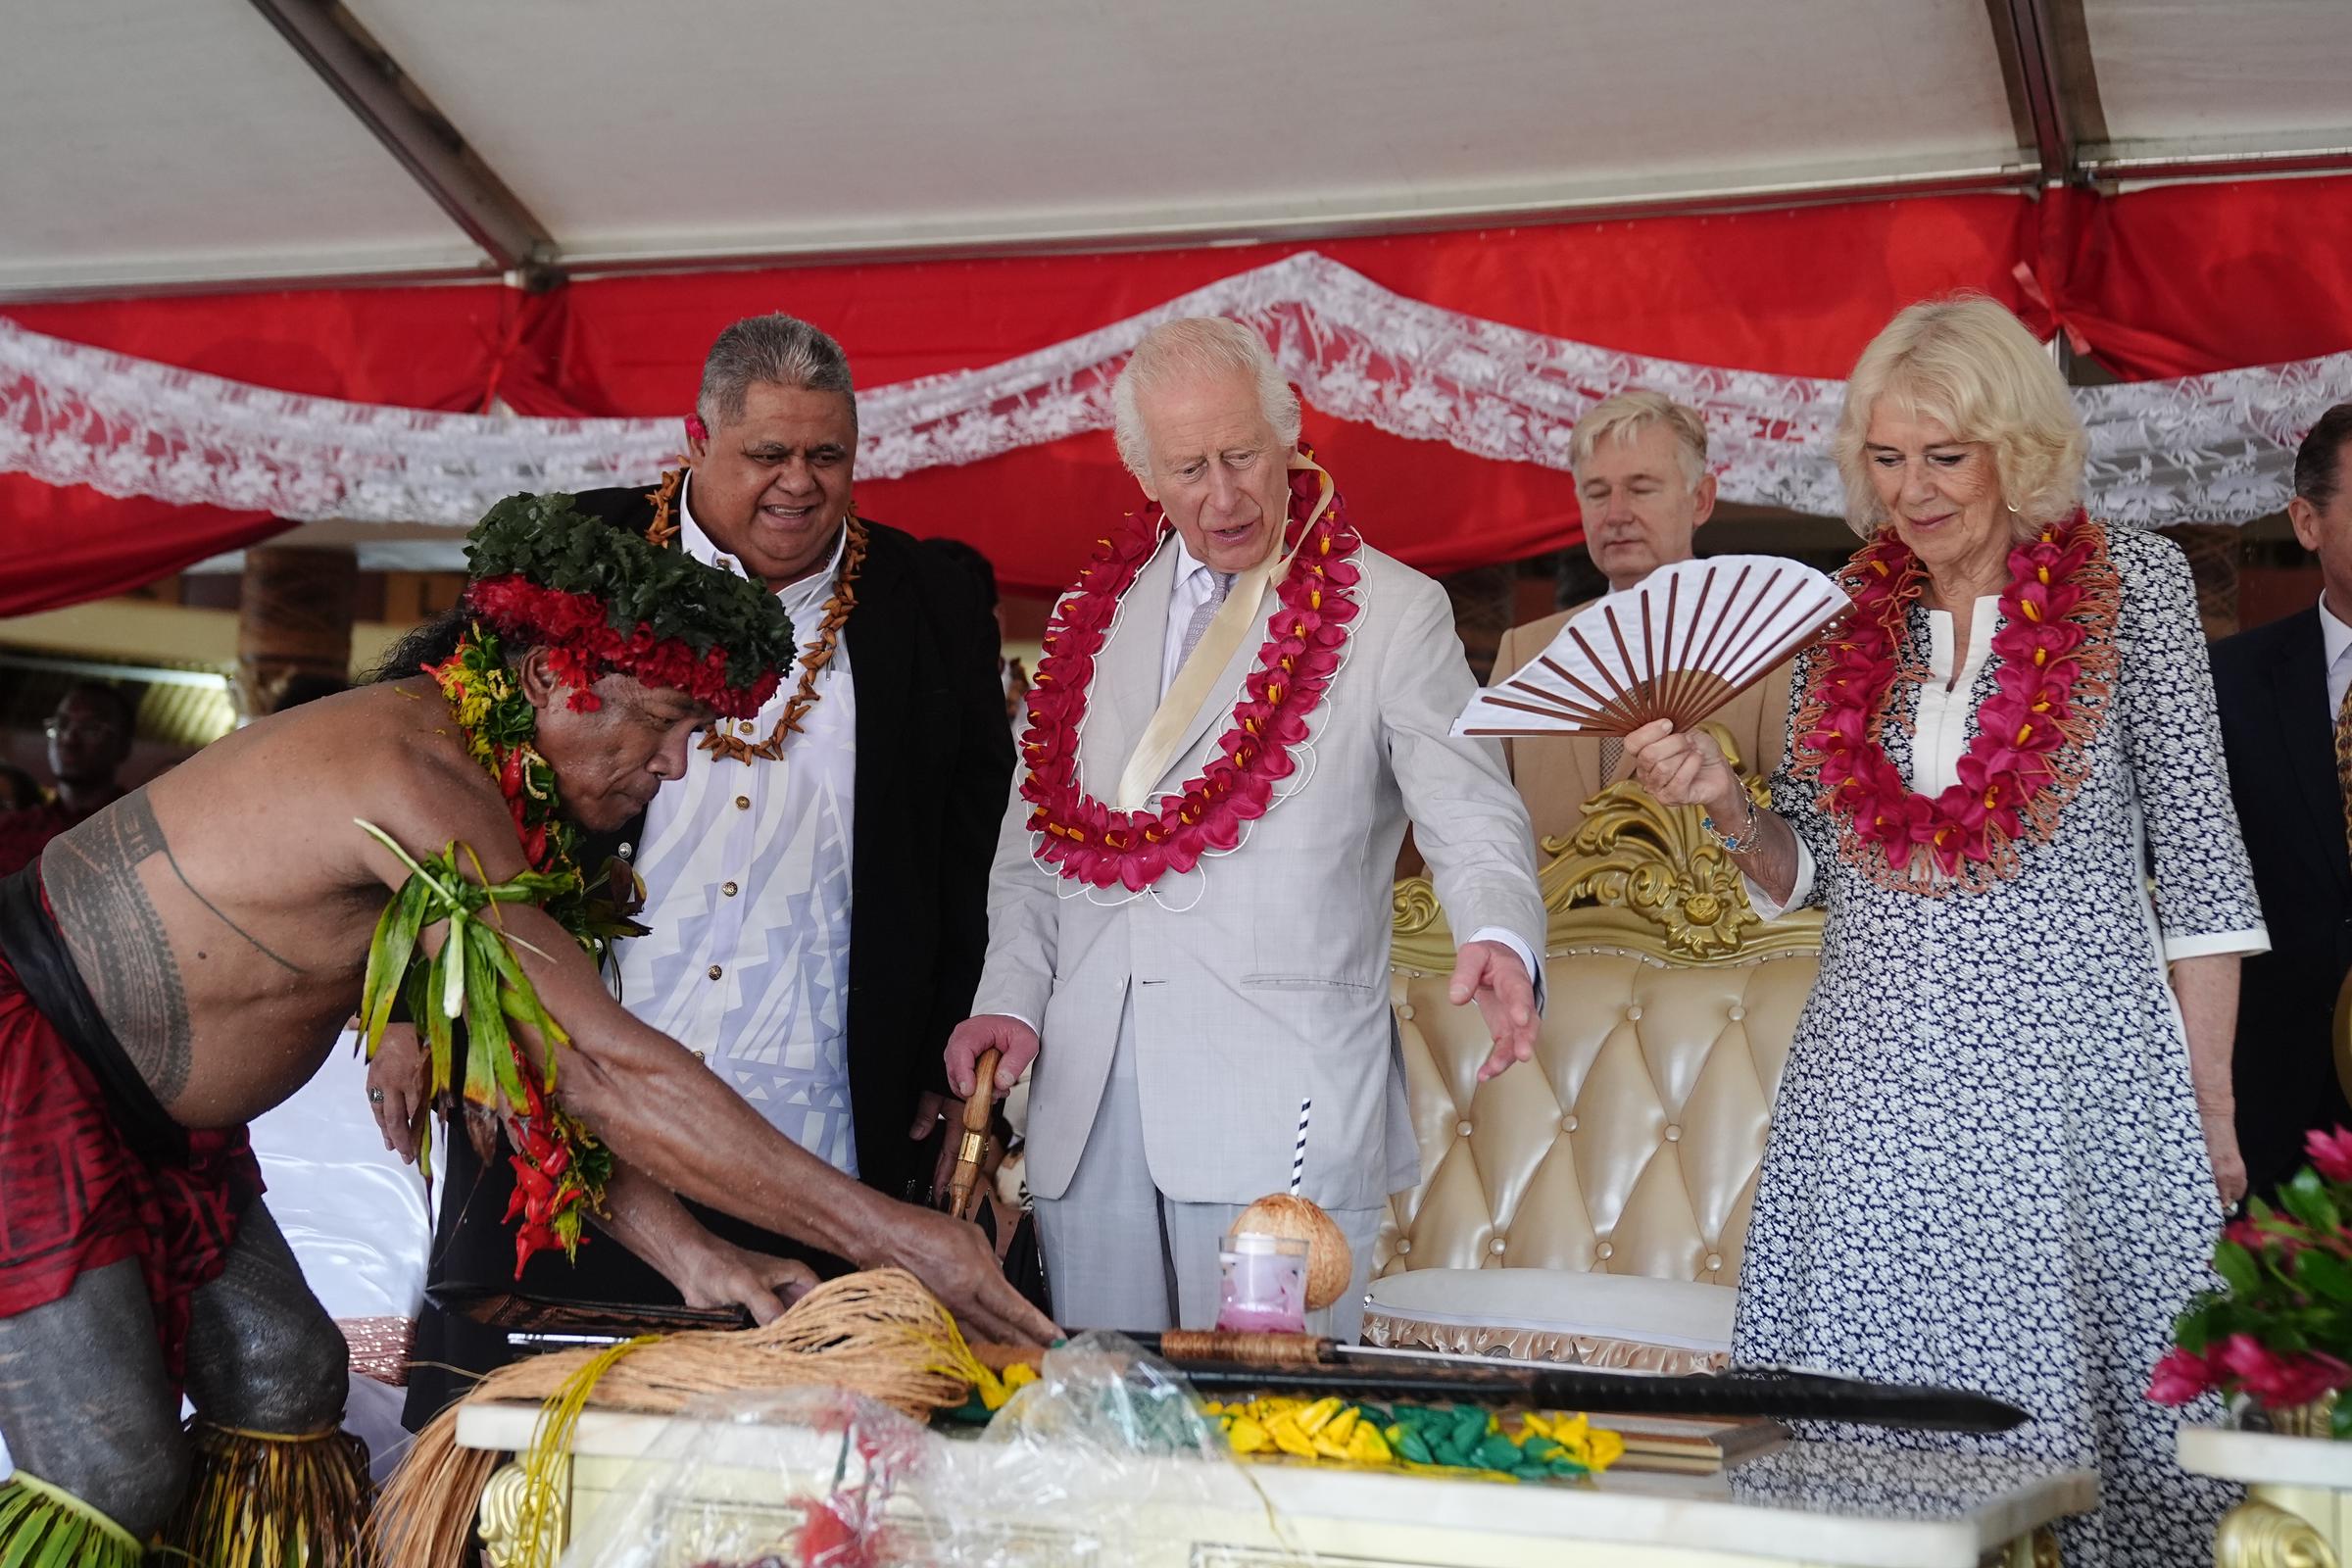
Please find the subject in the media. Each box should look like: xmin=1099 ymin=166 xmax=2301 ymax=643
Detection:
xmin=945 ymin=1047 xmax=1001 ymax=1220
xmin=1156 ymin=1329 xmax=1336 ymax=1368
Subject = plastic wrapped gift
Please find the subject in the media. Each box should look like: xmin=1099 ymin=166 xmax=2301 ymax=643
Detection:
xmin=558 ymin=1335 xmax=1311 ymax=1568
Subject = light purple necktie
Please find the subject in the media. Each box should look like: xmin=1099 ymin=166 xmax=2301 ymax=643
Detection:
xmin=1177 ymin=570 xmax=1236 ymax=669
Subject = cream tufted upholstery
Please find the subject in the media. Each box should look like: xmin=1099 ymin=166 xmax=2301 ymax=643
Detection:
xmin=1370 ymin=747 xmax=1822 ymax=1358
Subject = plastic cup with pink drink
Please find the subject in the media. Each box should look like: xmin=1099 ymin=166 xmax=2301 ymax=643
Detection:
xmin=1216 ymin=1231 xmax=1308 ymax=1334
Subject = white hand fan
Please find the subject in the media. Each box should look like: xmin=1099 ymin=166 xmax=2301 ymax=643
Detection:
xmin=1452 ymin=555 xmax=1845 ymax=739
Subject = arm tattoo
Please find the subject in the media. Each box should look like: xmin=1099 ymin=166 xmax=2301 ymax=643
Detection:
xmin=43 ymin=794 xmax=196 ymax=1105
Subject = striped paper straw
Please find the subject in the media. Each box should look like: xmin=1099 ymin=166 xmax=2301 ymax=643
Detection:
xmin=1289 ymin=1097 xmax=1312 ymax=1197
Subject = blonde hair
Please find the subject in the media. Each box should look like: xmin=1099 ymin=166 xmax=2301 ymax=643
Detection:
xmin=1835 ymin=295 xmax=2085 ymax=538
xmin=1570 ymin=389 xmax=1709 ymax=489
xmin=1111 ymin=318 xmax=1302 ymax=477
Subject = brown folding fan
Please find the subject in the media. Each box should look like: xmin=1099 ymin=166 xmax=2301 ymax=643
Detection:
xmin=1453 ymin=555 xmax=1845 ymax=739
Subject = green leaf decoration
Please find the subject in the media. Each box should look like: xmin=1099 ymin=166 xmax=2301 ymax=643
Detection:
xmin=0 ymin=1473 xmax=144 ymax=1568
xmin=2299 ymin=1250 xmax=2352 ymax=1305
xmin=465 ymin=491 xmax=797 ymax=692
xmin=2213 ymin=1240 xmax=2261 ymax=1296
xmin=2282 ymin=1169 xmax=2342 ymax=1233
xmin=355 ymin=817 xmax=613 ymax=1272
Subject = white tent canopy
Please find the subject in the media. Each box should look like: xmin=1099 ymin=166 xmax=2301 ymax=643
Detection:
xmin=8 ymin=0 xmax=2351 ymax=299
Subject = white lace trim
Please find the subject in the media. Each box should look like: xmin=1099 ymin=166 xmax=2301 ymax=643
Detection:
xmin=4 ymin=251 xmax=2346 ymax=528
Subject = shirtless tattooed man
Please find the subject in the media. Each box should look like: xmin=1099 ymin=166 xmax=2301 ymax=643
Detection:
xmin=0 ymin=496 xmax=1053 ymax=1561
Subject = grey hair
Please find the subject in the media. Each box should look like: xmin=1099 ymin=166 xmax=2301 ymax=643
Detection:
xmin=1110 ymin=318 xmax=1302 ymax=477
xmin=696 ymin=314 xmax=857 ymax=429
xmin=1570 ymin=388 xmax=1710 ymax=490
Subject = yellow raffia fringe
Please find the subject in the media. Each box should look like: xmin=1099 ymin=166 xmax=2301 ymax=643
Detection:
xmin=505 ymin=1336 xmax=658 ymax=1568
xmin=0 ymin=1471 xmax=144 ymax=1568
xmin=373 ymin=1269 xmax=1006 ymax=1568
xmin=155 ymin=1420 xmax=371 ymax=1568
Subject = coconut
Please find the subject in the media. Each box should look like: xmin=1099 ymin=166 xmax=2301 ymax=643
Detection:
xmin=1237 ymin=1193 xmax=1353 ymax=1311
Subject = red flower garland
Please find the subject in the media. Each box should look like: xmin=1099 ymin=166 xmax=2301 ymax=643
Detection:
xmin=466 ymin=573 xmax=783 ymax=718
xmin=1019 ymin=463 xmax=1362 ymax=893
xmin=1793 ymin=512 xmax=2120 ymax=893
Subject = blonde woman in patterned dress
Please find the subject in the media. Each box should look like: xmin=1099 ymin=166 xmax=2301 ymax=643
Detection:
xmin=1625 ymin=295 xmax=2263 ymax=1565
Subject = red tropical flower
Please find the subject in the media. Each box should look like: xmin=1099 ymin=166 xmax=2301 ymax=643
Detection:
xmin=2210 ymin=1334 xmax=2352 ymax=1409
xmin=2146 ymin=1346 xmax=2217 ymax=1406
xmin=2308 ymin=1126 xmax=2352 ymax=1184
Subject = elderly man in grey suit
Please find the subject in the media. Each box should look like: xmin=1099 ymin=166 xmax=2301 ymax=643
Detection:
xmin=946 ymin=318 xmax=1546 ymax=1342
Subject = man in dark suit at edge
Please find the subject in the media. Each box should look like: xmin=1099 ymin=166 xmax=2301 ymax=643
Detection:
xmin=379 ymin=314 xmax=1014 ymax=1425
xmin=2211 ymin=401 xmax=2352 ymax=1198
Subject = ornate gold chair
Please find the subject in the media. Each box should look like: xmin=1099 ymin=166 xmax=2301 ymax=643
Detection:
xmin=1370 ymin=728 xmax=1822 ymax=1368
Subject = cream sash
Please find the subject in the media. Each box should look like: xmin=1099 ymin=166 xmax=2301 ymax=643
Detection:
xmin=1111 ymin=454 xmax=1335 ymax=810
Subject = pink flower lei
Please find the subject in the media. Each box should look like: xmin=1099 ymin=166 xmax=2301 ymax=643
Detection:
xmin=1019 ymin=461 xmax=1363 ymax=893
xmin=1792 ymin=511 xmax=2121 ymax=894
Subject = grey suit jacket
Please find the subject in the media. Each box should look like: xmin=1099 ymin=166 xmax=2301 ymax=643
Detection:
xmin=974 ymin=535 xmax=1545 ymax=1210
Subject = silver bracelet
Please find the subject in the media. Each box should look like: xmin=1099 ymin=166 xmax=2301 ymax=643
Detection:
xmin=1702 ymin=789 xmax=1764 ymax=854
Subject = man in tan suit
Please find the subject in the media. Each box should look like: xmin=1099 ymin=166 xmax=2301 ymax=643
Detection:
xmin=1493 ymin=390 xmax=1792 ymax=848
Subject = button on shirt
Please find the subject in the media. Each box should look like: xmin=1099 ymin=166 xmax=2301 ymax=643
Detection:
xmin=612 ymin=478 xmax=861 ymax=1174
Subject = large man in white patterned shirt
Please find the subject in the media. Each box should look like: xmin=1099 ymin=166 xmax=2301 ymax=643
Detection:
xmin=390 ymin=315 xmax=1013 ymax=1424
xmin=947 ymin=318 xmax=1545 ymax=1342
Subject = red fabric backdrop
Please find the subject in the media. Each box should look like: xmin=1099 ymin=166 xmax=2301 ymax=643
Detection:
xmin=5 ymin=177 xmax=2350 ymax=614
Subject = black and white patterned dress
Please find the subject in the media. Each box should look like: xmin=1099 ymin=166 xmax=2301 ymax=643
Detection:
xmin=1735 ymin=523 xmax=2266 ymax=1567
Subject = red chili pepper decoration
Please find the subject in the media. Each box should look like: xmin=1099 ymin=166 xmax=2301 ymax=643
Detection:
xmin=503 ymin=1052 xmax=603 ymax=1276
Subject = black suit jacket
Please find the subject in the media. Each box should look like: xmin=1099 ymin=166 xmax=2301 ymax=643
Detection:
xmin=2210 ymin=605 xmax=2352 ymax=1197
xmin=405 ymin=485 xmax=1012 ymax=1427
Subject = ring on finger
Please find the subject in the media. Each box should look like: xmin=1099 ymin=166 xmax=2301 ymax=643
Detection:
xmin=368 ymin=1088 xmax=385 ymax=1105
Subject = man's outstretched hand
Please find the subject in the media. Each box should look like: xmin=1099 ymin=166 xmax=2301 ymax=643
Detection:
xmin=1454 ymin=938 xmax=1540 ymax=1082
xmin=673 ymin=1238 xmax=818 ymax=1326
xmin=883 ymin=1203 xmax=1057 ymax=1344
xmin=946 ymin=1014 xmax=1038 ymax=1100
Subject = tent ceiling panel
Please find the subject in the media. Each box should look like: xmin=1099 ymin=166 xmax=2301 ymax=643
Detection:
xmin=0 ymin=0 xmax=491 ymax=293
xmin=10 ymin=0 xmax=2351 ymax=297
xmin=2082 ymin=0 xmax=2352 ymax=159
xmin=357 ymin=0 xmax=2028 ymax=263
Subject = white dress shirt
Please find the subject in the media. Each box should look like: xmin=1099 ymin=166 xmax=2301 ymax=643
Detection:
xmin=2321 ymin=592 xmax=2352 ymax=722
xmin=612 ymin=478 xmax=862 ymax=1174
xmin=1161 ymin=533 xmax=1542 ymax=992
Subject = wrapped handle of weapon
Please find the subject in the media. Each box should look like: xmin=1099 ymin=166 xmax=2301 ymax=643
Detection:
xmin=946 ymin=1047 xmax=1000 ymax=1221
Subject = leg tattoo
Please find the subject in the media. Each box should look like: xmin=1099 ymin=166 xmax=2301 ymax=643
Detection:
xmin=162 ymin=1203 xmax=369 ymax=1568
xmin=182 ymin=1202 xmax=348 ymax=1433
xmin=0 ymin=1260 xmax=191 ymax=1539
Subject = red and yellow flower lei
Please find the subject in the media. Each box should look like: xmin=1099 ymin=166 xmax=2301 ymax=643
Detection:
xmin=1793 ymin=512 xmax=2120 ymax=893
xmin=414 ymin=625 xmax=642 ymax=1274
xmin=1019 ymin=462 xmax=1363 ymax=893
